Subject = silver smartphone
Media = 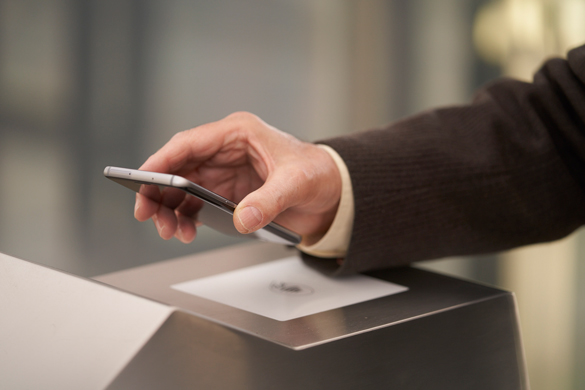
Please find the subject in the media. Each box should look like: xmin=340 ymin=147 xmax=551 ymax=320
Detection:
xmin=104 ymin=166 xmax=301 ymax=245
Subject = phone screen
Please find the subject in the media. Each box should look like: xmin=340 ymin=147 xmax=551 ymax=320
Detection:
xmin=104 ymin=166 xmax=301 ymax=245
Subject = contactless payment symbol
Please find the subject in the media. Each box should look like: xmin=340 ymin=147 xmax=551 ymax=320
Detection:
xmin=269 ymin=281 xmax=315 ymax=296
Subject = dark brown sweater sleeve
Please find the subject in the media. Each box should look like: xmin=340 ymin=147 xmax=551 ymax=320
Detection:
xmin=303 ymin=44 xmax=585 ymax=275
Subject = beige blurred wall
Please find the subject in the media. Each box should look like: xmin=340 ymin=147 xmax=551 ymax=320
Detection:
xmin=474 ymin=1 xmax=585 ymax=389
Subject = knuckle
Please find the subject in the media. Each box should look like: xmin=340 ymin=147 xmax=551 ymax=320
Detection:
xmin=225 ymin=112 xmax=266 ymax=141
xmin=227 ymin=111 xmax=258 ymax=124
xmin=170 ymin=129 xmax=189 ymax=143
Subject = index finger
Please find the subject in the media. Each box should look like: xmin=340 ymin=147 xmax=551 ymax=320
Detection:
xmin=134 ymin=123 xmax=228 ymax=221
xmin=139 ymin=116 xmax=245 ymax=175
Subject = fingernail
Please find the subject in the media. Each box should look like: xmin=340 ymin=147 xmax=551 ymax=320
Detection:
xmin=238 ymin=206 xmax=262 ymax=232
xmin=177 ymin=225 xmax=184 ymax=241
xmin=153 ymin=216 xmax=166 ymax=238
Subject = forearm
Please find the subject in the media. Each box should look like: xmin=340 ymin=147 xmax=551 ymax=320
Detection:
xmin=296 ymin=145 xmax=354 ymax=258
xmin=307 ymin=45 xmax=585 ymax=275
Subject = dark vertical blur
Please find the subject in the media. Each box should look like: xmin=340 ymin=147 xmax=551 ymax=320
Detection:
xmin=69 ymin=0 xmax=147 ymax=258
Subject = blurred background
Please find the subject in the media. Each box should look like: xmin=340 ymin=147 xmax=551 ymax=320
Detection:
xmin=1 ymin=0 xmax=584 ymax=388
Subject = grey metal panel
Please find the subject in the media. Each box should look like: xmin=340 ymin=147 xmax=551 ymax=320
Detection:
xmin=106 ymin=295 xmax=525 ymax=390
xmin=97 ymin=242 xmax=528 ymax=389
xmin=1 ymin=242 xmax=527 ymax=389
xmin=95 ymin=242 xmax=519 ymax=350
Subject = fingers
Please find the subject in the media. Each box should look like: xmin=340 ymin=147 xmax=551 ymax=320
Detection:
xmin=133 ymin=112 xmax=342 ymax=243
xmin=136 ymin=187 xmax=204 ymax=242
xmin=175 ymin=214 xmax=196 ymax=243
xmin=235 ymin=205 xmax=264 ymax=233
xmin=135 ymin=193 xmax=159 ymax=222
xmin=134 ymin=186 xmax=186 ymax=220
xmin=152 ymin=209 xmax=200 ymax=243
xmin=233 ymin=144 xmax=342 ymax=237
xmin=171 ymin=196 xmax=204 ymax=242
xmin=139 ymin=128 xmax=217 ymax=174
xmin=134 ymin=112 xmax=271 ymax=243
xmin=152 ymin=206 xmax=177 ymax=240
xmin=139 ymin=112 xmax=260 ymax=175
xmin=233 ymin=168 xmax=305 ymax=233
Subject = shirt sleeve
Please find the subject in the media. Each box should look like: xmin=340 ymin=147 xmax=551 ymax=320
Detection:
xmin=296 ymin=144 xmax=355 ymax=258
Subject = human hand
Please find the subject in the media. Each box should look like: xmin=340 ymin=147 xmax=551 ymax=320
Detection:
xmin=134 ymin=112 xmax=342 ymax=245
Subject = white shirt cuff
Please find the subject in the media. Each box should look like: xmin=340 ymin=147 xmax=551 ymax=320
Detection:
xmin=297 ymin=144 xmax=354 ymax=258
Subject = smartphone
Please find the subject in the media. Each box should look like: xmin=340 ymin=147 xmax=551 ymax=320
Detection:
xmin=104 ymin=166 xmax=301 ymax=245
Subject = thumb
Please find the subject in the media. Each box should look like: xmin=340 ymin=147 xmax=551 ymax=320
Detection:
xmin=233 ymin=171 xmax=301 ymax=234
xmin=234 ymin=204 xmax=265 ymax=234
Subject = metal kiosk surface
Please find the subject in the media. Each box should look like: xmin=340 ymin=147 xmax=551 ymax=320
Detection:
xmin=2 ymin=242 xmax=528 ymax=390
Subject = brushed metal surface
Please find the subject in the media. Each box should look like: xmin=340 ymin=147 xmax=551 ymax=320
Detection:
xmin=95 ymin=242 xmax=517 ymax=351
xmin=2 ymin=243 xmax=527 ymax=389
xmin=106 ymin=294 xmax=526 ymax=390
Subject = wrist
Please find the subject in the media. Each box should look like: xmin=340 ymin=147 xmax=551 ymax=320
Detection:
xmin=298 ymin=144 xmax=354 ymax=257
